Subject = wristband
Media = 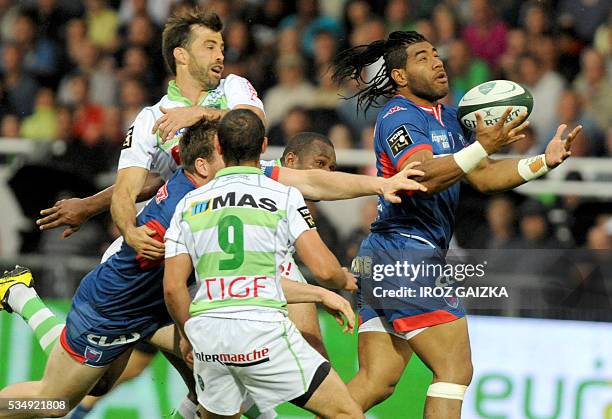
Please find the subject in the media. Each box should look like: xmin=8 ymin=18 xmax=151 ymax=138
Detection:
xmin=518 ymin=154 xmax=550 ymax=181
xmin=453 ymin=141 xmax=488 ymax=173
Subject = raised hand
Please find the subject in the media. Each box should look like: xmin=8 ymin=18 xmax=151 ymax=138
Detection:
xmin=545 ymin=124 xmax=583 ymax=168
xmin=476 ymin=107 xmax=530 ymax=154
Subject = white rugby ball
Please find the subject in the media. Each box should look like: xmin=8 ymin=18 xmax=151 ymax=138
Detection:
xmin=457 ymin=80 xmax=533 ymax=132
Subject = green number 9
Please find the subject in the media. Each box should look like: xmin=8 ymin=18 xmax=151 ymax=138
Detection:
xmin=218 ymin=215 xmax=244 ymax=270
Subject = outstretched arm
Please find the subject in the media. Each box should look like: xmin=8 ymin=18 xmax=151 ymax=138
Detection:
xmin=164 ymin=253 xmax=194 ymax=340
xmin=466 ymin=124 xmax=582 ymax=193
xmin=37 ymin=173 xmax=164 ymax=238
xmin=277 ymin=162 xmax=426 ymax=203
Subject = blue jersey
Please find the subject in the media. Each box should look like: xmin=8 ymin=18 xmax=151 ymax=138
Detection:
xmin=70 ymin=169 xmax=197 ymax=327
xmin=371 ymin=96 xmax=473 ymax=249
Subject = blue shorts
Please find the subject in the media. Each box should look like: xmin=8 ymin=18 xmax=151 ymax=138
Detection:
xmin=61 ymin=281 xmax=172 ymax=367
xmin=354 ymin=232 xmax=465 ymax=336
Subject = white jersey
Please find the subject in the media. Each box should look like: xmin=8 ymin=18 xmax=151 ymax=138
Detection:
xmin=165 ymin=166 xmax=316 ymax=321
xmin=118 ymin=75 xmax=264 ymax=181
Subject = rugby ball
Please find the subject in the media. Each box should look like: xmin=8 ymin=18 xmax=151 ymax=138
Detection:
xmin=457 ymin=80 xmax=533 ymax=131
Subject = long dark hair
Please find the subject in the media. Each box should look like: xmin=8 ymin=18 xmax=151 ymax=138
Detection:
xmin=332 ymin=31 xmax=427 ymax=113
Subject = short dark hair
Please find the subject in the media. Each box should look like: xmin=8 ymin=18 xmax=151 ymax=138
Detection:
xmin=281 ymin=132 xmax=334 ymax=161
xmin=179 ymin=120 xmax=218 ymax=173
xmin=218 ymin=109 xmax=265 ymax=165
xmin=162 ymin=8 xmax=223 ymax=75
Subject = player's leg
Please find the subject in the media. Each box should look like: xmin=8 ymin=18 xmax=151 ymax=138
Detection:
xmin=0 ymin=266 xmax=64 ymax=356
xmin=347 ymin=329 xmax=413 ymax=411
xmin=287 ymin=302 xmax=328 ymax=358
xmin=299 ymin=366 xmax=363 ymax=419
xmin=0 ymin=340 xmax=113 ymax=418
xmin=71 ymin=345 xmax=156 ymax=418
xmin=407 ymin=317 xmax=472 ymax=419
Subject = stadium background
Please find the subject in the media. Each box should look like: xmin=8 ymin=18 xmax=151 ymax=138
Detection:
xmin=0 ymin=0 xmax=611 ymax=418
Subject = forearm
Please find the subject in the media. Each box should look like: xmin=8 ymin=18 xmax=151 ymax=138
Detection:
xmin=467 ymin=158 xmax=526 ymax=193
xmin=411 ymin=155 xmax=466 ymax=195
xmin=164 ymin=284 xmax=192 ymax=338
xmin=282 ymin=169 xmax=387 ymax=201
xmin=110 ymin=189 xmax=138 ymax=236
xmin=281 ymin=278 xmax=327 ymax=304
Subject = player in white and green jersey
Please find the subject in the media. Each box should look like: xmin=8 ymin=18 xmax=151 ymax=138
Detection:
xmin=164 ymin=109 xmax=364 ymax=419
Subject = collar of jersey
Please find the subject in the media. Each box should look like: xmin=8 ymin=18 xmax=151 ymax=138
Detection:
xmin=215 ymin=166 xmax=262 ymax=178
xmin=167 ymin=80 xmax=208 ymax=106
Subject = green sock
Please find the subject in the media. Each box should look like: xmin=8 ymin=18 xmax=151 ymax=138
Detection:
xmin=8 ymin=284 xmax=63 ymax=356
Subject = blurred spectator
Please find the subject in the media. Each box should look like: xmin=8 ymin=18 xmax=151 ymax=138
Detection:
xmin=485 ymin=195 xmax=520 ymax=249
xmin=336 ymin=77 xmax=379 ymax=141
xmin=556 ymin=26 xmax=584 ymax=82
xmin=119 ymin=78 xmax=148 ymax=129
xmin=341 ymin=0 xmax=371 ymax=36
xmin=520 ymin=1 xmax=549 ymax=44
xmin=545 ymin=89 xmax=603 ymax=156
xmin=328 ymin=123 xmax=353 ymax=150
xmin=264 ymin=54 xmax=316 ymax=126
xmin=268 ymin=106 xmax=311 ymax=146
xmin=499 ymin=29 xmax=527 ymax=79
xmin=516 ymin=199 xmax=562 ymax=249
xmin=343 ymin=198 xmax=378 ymax=264
xmin=1 ymin=43 xmax=39 ymax=116
xmin=607 ymin=127 xmax=612 ymax=157
xmin=85 ymin=0 xmax=119 ymax=51
xmin=0 ymin=0 xmax=19 ymax=42
xmin=26 ymin=0 xmax=72 ymax=43
xmin=559 ymin=0 xmax=610 ymax=42
xmin=57 ymin=40 xmax=117 ymax=107
xmin=311 ymin=30 xmax=337 ymax=73
xmin=350 ymin=19 xmax=386 ymax=83
xmin=66 ymin=74 xmax=104 ymax=143
xmin=1 ymin=113 xmax=19 ymax=138
xmin=516 ymin=54 xmax=565 ymax=139
xmin=279 ymin=0 xmax=341 ymax=57
xmin=11 ymin=11 xmax=60 ymax=81
xmin=509 ymin=125 xmax=539 ymax=156
xmin=117 ymin=46 xmax=159 ymax=96
xmin=20 ymin=87 xmax=58 ymax=141
xmin=446 ymin=39 xmax=491 ymax=104
xmin=118 ymin=0 xmax=175 ymax=27
xmin=593 ymin=11 xmax=611 ymax=61
xmin=385 ymin=0 xmax=414 ymax=34
xmin=462 ymin=0 xmax=508 ymax=67
xmin=64 ymin=18 xmax=88 ymax=66
xmin=573 ymin=48 xmax=612 ymax=131
xmin=432 ymin=4 xmax=459 ymax=60
xmin=312 ymin=65 xmax=343 ymax=109
xmin=249 ymin=0 xmax=287 ymax=47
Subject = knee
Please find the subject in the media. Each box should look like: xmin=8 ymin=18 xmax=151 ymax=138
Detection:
xmin=360 ymin=369 xmax=401 ymax=402
xmin=88 ymin=377 xmax=113 ymax=397
xmin=327 ymin=399 xmax=364 ymax=419
xmin=431 ymin=358 xmax=473 ymax=387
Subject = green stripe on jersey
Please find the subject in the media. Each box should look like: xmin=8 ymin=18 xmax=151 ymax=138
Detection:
xmin=196 ymin=251 xmax=276 ymax=278
xmin=183 ymin=207 xmax=286 ymax=232
xmin=189 ymin=297 xmax=287 ymax=316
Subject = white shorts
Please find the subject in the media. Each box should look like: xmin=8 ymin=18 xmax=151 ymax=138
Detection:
xmin=185 ymin=316 xmax=327 ymax=415
xmin=359 ymin=316 xmax=427 ymax=341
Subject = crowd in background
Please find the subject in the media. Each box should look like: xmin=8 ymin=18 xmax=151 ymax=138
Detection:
xmin=0 ymin=0 xmax=611 ymax=275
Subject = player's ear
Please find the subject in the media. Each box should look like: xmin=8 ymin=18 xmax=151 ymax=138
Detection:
xmin=284 ymin=151 xmax=297 ymax=168
xmin=390 ymin=68 xmax=407 ymax=88
xmin=261 ymin=137 xmax=268 ymax=154
xmin=194 ymin=157 xmax=209 ymax=178
xmin=174 ymin=47 xmax=188 ymax=68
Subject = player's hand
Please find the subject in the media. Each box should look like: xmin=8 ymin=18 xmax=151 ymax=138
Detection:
xmin=544 ymin=124 xmax=582 ymax=168
xmin=383 ymin=161 xmax=427 ymax=203
xmin=475 ymin=107 xmax=529 ymax=154
xmin=180 ymin=335 xmax=194 ymax=367
xmin=320 ymin=289 xmax=355 ymax=334
xmin=36 ymin=198 xmax=92 ymax=238
xmin=152 ymin=106 xmax=208 ymax=143
xmin=341 ymin=268 xmax=358 ymax=292
xmin=125 ymin=225 xmax=165 ymax=260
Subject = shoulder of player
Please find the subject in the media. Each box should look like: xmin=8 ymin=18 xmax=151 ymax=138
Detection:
xmin=379 ymin=97 xmax=428 ymax=125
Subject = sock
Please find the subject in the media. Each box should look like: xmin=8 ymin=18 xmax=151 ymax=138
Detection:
xmin=7 ymin=284 xmax=64 ymax=356
xmin=171 ymin=396 xmax=198 ymax=419
xmin=70 ymin=404 xmax=92 ymax=419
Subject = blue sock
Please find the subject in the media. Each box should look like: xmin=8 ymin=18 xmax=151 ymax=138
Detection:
xmin=70 ymin=404 xmax=92 ymax=419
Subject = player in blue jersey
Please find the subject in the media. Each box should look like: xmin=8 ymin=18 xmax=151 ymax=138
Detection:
xmin=332 ymin=31 xmax=582 ymax=418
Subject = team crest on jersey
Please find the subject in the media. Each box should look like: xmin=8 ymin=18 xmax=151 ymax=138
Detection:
xmin=190 ymin=199 xmax=211 ymax=216
xmin=383 ymin=106 xmax=407 ymax=119
xmin=155 ymin=183 xmax=169 ymax=204
xmin=298 ymin=206 xmax=316 ymax=228
xmin=386 ymin=125 xmax=413 ymax=157
xmin=122 ymin=126 xmax=134 ymax=149
xmin=431 ymin=130 xmax=450 ymax=150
